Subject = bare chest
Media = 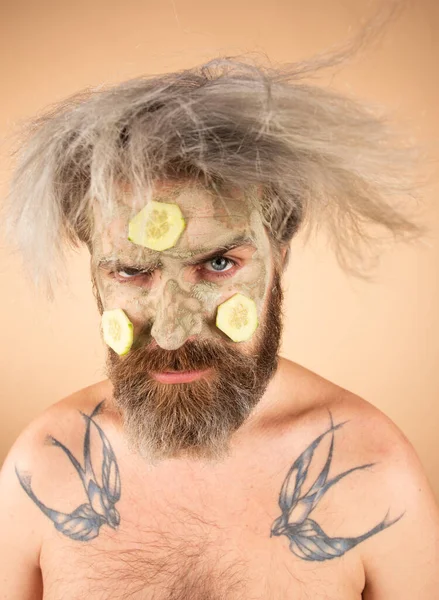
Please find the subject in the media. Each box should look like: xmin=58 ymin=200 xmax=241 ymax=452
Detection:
xmin=32 ymin=394 xmax=375 ymax=600
xmin=39 ymin=479 xmax=364 ymax=600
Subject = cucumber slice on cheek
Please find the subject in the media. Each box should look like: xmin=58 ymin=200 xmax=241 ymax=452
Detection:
xmin=216 ymin=293 xmax=258 ymax=342
xmin=102 ymin=309 xmax=134 ymax=355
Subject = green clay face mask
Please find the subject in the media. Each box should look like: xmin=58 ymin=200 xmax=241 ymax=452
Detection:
xmin=92 ymin=181 xmax=274 ymax=352
xmin=93 ymin=182 xmax=285 ymax=462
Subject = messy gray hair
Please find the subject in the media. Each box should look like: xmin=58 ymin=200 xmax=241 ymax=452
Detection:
xmin=3 ymin=39 xmax=424 ymax=299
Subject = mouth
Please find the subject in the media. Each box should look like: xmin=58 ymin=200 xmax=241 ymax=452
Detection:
xmin=151 ymin=368 xmax=212 ymax=384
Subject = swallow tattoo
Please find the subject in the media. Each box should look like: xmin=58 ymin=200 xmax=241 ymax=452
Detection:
xmin=16 ymin=400 xmax=121 ymax=542
xmin=270 ymin=411 xmax=404 ymax=561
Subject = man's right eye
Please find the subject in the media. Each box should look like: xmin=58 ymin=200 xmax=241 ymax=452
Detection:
xmin=113 ymin=268 xmax=152 ymax=280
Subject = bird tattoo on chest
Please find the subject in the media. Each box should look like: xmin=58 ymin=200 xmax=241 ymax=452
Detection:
xmin=16 ymin=404 xmax=403 ymax=561
xmin=15 ymin=401 xmax=121 ymax=541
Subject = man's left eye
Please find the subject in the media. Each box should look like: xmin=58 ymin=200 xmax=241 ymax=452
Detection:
xmin=204 ymin=257 xmax=236 ymax=273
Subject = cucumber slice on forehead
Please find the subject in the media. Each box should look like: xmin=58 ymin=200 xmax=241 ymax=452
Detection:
xmin=216 ymin=293 xmax=258 ymax=342
xmin=128 ymin=200 xmax=186 ymax=251
xmin=101 ymin=309 xmax=134 ymax=355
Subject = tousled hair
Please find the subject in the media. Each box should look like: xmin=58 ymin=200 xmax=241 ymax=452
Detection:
xmin=2 ymin=9 xmax=425 ymax=299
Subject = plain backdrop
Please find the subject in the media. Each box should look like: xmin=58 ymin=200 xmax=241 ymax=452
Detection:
xmin=0 ymin=0 xmax=438 ymax=500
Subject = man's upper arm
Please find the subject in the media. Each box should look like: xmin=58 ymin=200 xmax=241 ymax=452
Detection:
xmin=358 ymin=405 xmax=439 ymax=599
xmin=0 ymin=428 xmax=44 ymax=600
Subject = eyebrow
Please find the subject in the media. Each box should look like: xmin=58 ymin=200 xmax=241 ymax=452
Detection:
xmin=97 ymin=234 xmax=256 ymax=271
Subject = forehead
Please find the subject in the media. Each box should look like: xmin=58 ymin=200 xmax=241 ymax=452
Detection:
xmin=91 ymin=181 xmax=264 ymax=259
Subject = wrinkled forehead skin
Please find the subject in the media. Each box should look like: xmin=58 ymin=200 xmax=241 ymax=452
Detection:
xmin=90 ymin=180 xmax=276 ymax=350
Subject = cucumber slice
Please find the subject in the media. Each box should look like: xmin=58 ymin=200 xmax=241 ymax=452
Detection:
xmin=101 ymin=308 xmax=134 ymax=355
xmin=216 ymin=293 xmax=258 ymax=342
xmin=128 ymin=200 xmax=186 ymax=251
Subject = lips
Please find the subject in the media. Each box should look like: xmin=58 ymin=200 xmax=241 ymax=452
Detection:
xmin=151 ymin=369 xmax=211 ymax=383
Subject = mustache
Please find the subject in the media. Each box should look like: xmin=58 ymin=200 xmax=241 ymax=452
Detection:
xmin=107 ymin=336 xmax=250 ymax=377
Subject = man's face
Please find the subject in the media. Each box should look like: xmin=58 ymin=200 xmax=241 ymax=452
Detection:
xmin=91 ymin=181 xmax=285 ymax=463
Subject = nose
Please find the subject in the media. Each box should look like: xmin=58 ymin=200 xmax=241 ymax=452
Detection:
xmin=150 ymin=280 xmax=203 ymax=350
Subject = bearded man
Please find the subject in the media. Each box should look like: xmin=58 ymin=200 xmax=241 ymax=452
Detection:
xmin=0 ymin=56 xmax=438 ymax=599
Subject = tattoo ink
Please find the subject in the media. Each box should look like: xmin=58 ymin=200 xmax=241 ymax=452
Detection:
xmin=15 ymin=401 xmax=121 ymax=542
xmin=270 ymin=410 xmax=405 ymax=561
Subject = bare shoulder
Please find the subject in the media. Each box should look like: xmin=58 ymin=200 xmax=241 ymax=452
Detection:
xmin=5 ymin=378 xmax=115 ymax=473
xmin=278 ymin=358 xmax=438 ymax=515
xmin=274 ymin=358 xmax=439 ymax=597
xmin=0 ymin=381 xmax=115 ymax=597
xmin=0 ymin=380 xmax=114 ymax=536
xmin=333 ymin=394 xmax=439 ymax=597
xmin=276 ymin=357 xmax=426 ymax=458
xmin=42 ymin=378 xmax=114 ymax=419
xmin=2 ymin=379 xmax=105 ymax=458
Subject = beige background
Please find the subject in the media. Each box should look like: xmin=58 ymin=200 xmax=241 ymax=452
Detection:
xmin=1 ymin=0 xmax=438 ymax=500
